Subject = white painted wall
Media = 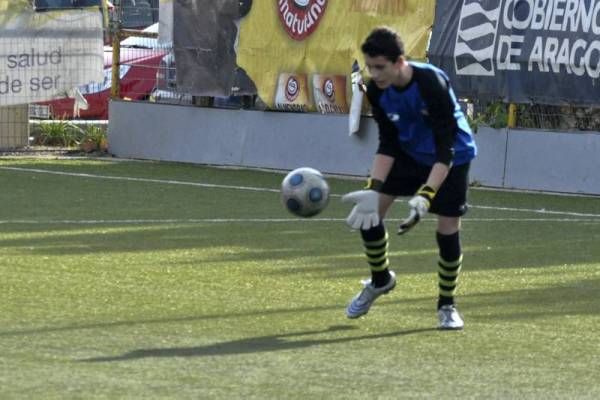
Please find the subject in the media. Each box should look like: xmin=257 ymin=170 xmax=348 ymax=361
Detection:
xmin=109 ymin=101 xmax=600 ymax=195
xmin=108 ymin=101 xmax=377 ymax=176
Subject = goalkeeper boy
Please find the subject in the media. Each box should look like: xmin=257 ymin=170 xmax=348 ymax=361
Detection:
xmin=342 ymin=27 xmax=477 ymax=329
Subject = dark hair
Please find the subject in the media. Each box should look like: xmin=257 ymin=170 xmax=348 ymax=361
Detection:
xmin=361 ymin=27 xmax=405 ymax=62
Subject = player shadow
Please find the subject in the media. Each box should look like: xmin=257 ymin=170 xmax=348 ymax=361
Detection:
xmin=3 ymin=276 xmax=599 ymax=338
xmin=0 ymin=223 xmax=342 ymax=261
xmin=464 ymin=277 xmax=600 ymax=321
xmin=80 ymin=325 xmax=437 ymax=362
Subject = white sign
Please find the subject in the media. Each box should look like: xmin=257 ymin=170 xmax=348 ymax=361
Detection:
xmin=159 ymin=0 xmax=174 ymax=46
xmin=0 ymin=9 xmax=104 ymax=106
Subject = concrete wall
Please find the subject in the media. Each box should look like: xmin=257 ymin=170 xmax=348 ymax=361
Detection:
xmin=504 ymin=128 xmax=600 ymax=194
xmin=108 ymin=101 xmax=378 ymax=176
xmin=109 ymin=101 xmax=600 ymax=195
xmin=470 ymin=126 xmax=600 ymax=195
xmin=470 ymin=126 xmax=507 ymax=188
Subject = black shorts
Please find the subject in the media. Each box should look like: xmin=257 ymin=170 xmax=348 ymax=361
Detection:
xmin=380 ymin=151 xmax=470 ymax=217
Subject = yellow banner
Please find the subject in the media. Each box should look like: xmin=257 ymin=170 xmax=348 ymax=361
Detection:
xmin=237 ymin=0 xmax=435 ymax=110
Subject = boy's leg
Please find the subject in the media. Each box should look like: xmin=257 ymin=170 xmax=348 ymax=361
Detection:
xmin=364 ymin=193 xmax=396 ymax=286
xmin=430 ymin=162 xmax=470 ymax=329
xmin=436 ymin=216 xmax=464 ymax=329
xmin=436 ymin=217 xmax=462 ymax=308
xmin=345 ymin=194 xmax=397 ymax=319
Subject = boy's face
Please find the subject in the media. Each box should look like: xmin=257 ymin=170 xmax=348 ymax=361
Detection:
xmin=364 ymin=54 xmax=404 ymax=89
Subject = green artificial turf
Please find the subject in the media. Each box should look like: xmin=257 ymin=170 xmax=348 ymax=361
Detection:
xmin=1 ymin=158 xmax=599 ymax=399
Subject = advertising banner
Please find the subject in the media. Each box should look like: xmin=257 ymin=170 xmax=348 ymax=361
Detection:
xmin=174 ymin=0 xmax=434 ymax=111
xmin=311 ymin=74 xmax=348 ymax=114
xmin=0 ymin=0 xmax=104 ymax=106
xmin=237 ymin=0 xmax=434 ymax=111
xmin=274 ymin=72 xmax=311 ymax=112
xmin=428 ymin=0 xmax=600 ymax=105
xmin=173 ymin=0 xmax=257 ymax=97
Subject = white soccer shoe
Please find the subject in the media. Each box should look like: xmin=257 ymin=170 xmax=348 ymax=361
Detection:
xmin=346 ymin=271 xmax=396 ymax=319
xmin=438 ymin=304 xmax=464 ymax=330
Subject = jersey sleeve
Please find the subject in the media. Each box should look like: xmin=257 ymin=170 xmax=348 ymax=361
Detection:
xmin=414 ymin=68 xmax=458 ymax=166
xmin=366 ymin=81 xmax=401 ymax=157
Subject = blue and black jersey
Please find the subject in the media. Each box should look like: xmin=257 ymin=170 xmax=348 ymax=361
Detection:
xmin=366 ymin=62 xmax=477 ymax=167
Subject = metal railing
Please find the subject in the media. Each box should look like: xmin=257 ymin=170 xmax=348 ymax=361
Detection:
xmin=110 ymin=27 xmax=159 ymax=99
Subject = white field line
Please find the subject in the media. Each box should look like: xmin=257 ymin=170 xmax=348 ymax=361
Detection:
xmin=470 ymin=204 xmax=600 ymax=217
xmin=2 ymin=166 xmax=600 ymax=219
xmin=0 ymin=218 xmax=598 ymax=225
xmin=0 ymin=166 xmax=281 ymax=193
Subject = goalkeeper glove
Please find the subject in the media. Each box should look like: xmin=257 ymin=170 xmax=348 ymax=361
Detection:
xmin=398 ymin=185 xmax=436 ymax=235
xmin=341 ymin=178 xmax=383 ymax=230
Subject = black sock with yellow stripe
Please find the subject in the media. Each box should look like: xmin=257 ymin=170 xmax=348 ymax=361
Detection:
xmin=360 ymin=223 xmax=390 ymax=287
xmin=436 ymin=231 xmax=462 ymax=310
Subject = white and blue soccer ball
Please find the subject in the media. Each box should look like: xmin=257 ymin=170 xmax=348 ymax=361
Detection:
xmin=281 ymin=167 xmax=330 ymax=218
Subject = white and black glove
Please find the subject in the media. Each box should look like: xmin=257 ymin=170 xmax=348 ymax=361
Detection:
xmin=398 ymin=185 xmax=436 ymax=235
xmin=341 ymin=178 xmax=383 ymax=230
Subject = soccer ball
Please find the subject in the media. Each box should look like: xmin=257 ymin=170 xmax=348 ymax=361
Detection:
xmin=281 ymin=167 xmax=330 ymax=217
